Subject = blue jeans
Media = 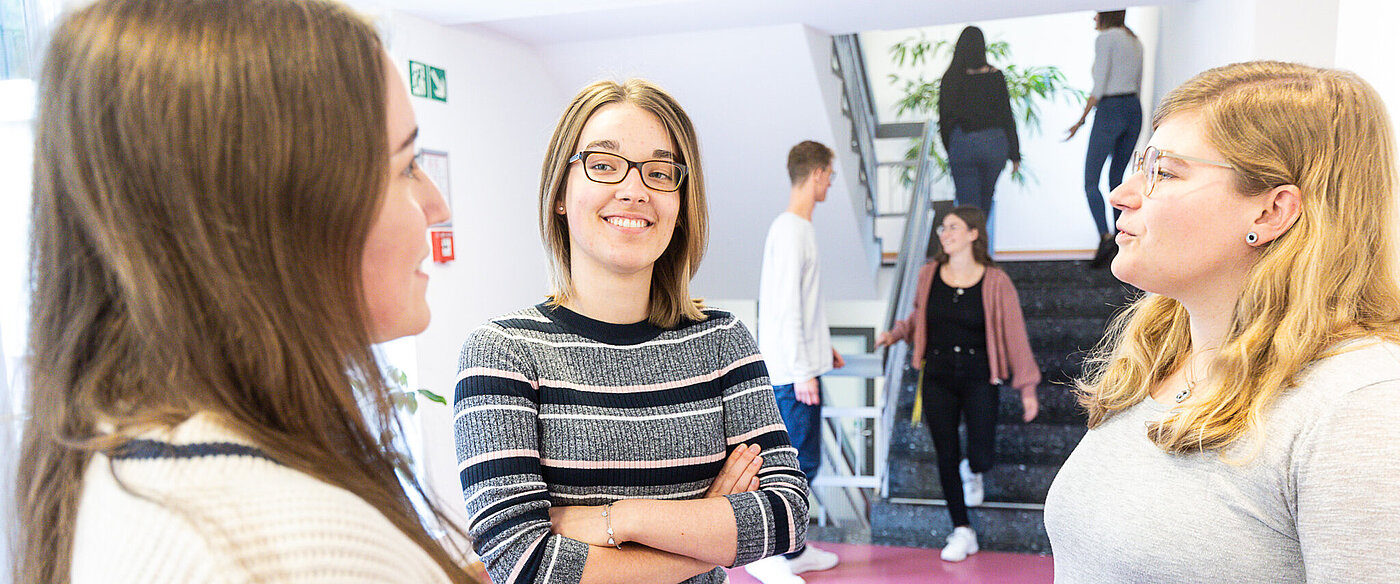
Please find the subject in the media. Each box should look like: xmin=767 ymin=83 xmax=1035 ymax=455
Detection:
xmin=1083 ymin=94 xmax=1142 ymax=237
xmin=772 ymin=378 xmax=822 ymax=559
xmin=772 ymin=379 xmax=822 ymax=484
xmin=947 ymin=126 xmax=1009 ymax=216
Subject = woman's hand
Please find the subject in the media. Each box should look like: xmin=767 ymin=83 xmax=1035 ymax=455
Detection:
xmin=1021 ymin=392 xmax=1040 ymax=422
xmin=875 ymin=331 xmax=897 ymax=348
xmin=704 ymin=443 xmax=763 ymax=497
xmin=548 ymin=505 xmax=614 ymax=547
xmin=1064 ymin=120 xmax=1085 ymax=140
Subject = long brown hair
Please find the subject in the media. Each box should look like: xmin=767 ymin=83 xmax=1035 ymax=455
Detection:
xmin=539 ymin=78 xmax=709 ymax=327
xmin=1077 ymin=61 xmax=1400 ymax=453
xmin=932 ymin=205 xmax=996 ymax=267
xmin=19 ymin=1 xmax=475 ymax=582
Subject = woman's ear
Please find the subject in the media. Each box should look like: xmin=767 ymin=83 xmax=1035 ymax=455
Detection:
xmin=1250 ymin=184 xmax=1302 ymax=246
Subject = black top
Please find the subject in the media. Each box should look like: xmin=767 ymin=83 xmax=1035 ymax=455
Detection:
xmin=937 ymin=69 xmax=1021 ymax=162
xmin=536 ymin=302 xmax=712 ymax=346
xmin=924 ymin=270 xmax=986 ymax=352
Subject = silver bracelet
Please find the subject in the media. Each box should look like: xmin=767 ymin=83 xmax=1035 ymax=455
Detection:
xmin=602 ymin=502 xmax=622 ymax=549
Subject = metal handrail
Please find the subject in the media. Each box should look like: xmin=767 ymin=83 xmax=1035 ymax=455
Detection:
xmin=831 ymin=34 xmax=881 ymax=217
xmin=877 ymin=121 xmax=940 ymax=497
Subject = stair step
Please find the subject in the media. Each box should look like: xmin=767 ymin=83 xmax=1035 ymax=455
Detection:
xmin=1018 ymin=286 xmax=1137 ymax=319
xmin=1027 ymin=316 xmax=1115 ymax=358
xmin=998 ymin=260 xmax=1132 ymax=290
xmin=997 ymin=384 xmax=1084 ymax=425
xmin=870 ymin=499 xmax=1051 ymax=553
xmin=886 ymin=461 xmax=1062 ymax=503
xmin=888 ymin=418 xmax=1087 ymax=466
xmin=890 ymin=371 xmax=1086 ymax=425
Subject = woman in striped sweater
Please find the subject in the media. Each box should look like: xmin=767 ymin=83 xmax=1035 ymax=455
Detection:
xmin=454 ymin=79 xmax=810 ymax=584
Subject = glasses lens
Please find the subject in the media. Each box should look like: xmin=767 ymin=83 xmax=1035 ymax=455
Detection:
xmin=640 ymin=161 xmax=684 ymax=192
xmin=581 ymin=152 xmax=626 ymax=183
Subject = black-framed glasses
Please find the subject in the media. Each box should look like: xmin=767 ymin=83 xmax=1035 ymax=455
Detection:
xmin=568 ymin=151 xmax=689 ymax=192
xmin=1132 ymin=145 xmax=1236 ymax=198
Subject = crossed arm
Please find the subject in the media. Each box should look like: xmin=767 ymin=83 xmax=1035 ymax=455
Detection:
xmin=547 ymin=445 xmax=766 ymax=583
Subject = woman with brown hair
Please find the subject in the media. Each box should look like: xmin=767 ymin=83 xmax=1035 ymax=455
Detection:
xmin=1047 ymin=61 xmax=1400 ymax=582
xmin=877 ymin=205 xmax=1040 ymax=563
xmin=1065 ymin=9 xmax=1145 ymax=268
xmin=17 ymin=0 xmax=478 ymax=582
xmin=454 ymin=79 xmax=809 ymax=584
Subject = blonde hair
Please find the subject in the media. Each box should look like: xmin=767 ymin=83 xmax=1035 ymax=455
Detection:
xmin=1077 ymin=61 xmax=1400 ymax=453
xmin=19 ymin=1 xmax=477 ymax=582
xmin=539 ymin=78 xmax=709 ymax=327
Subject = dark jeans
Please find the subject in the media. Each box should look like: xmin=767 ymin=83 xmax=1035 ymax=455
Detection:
xmin=1083 ymin=94 xmax=1142 ymax=237
xmin=947 ymin=126 xmax=1009 ymax=217
xmin=921 ymin=347 xmax=998 ymax=528
xmin=773 ymin=378 xmax=823 ymax=558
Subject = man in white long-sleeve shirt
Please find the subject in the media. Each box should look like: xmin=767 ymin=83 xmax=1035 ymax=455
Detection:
xmin=747 ymin=140 xmax=843 ymax=584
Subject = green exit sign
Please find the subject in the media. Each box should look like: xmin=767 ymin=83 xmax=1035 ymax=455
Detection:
xmin=408 ymin=60 xmax=447 ymax=102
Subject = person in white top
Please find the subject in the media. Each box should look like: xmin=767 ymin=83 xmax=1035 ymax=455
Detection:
xmin=748 ymin=141 xmax=844 ymax=584
xmin=16 ymin=1 xmax=481 ymax=582
xmin=1065 ymin=9 xmax=1145 ymax=267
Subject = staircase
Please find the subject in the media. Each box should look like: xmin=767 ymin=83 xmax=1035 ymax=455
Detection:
xmin=864 ymin=259 xmax=1138 ymax=553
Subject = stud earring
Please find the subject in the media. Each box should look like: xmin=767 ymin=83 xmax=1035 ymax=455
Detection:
xmin=1246 ymin=231 xmax=1259 ymax=245
xmin=557 ymin=205 xmax=565 ymax=213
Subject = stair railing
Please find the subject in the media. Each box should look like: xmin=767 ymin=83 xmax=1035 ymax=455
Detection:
xmin=877 ymin=120 xmax=940 ymax=497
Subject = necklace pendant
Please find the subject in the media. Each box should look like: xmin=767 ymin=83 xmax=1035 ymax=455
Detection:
xmin=1174 ymin=387 xmax=1191 ymax=403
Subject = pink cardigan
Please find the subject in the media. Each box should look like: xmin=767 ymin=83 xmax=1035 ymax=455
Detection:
xmin=887 ymin=262 xmax=1042 ymax=397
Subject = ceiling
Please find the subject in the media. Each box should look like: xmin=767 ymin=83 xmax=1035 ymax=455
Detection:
xmin=365 ymin=0 xmax=1173 ymax=46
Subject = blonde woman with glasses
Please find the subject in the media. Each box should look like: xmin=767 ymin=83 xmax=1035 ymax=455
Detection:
xmin=1046 ymin=61 xmax=1400 ymax=582
xmin=453 ymin=79 xmax=809 ymax=584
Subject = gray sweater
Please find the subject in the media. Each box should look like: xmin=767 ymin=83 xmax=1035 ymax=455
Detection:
xmin=1046 ymin=340 xmax=1400 ymax=582
xmin=454 ymin=304 xmax=809 ymax=584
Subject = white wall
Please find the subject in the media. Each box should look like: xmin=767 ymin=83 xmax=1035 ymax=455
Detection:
xmin=1155 ymin=0 xmax=1345 ymax=106
xmin=1153 ymin=0 xmax=1256 ymax=107
xmin=534 ymin=24 xmax=881 ymax=301
xmin=862 ymin=9 xmax=1159 ymax=253
xmin=384 ymin=12 xmax=566 ymax=516
xmin=1335 ymin=0 xmax=1400 ymax=145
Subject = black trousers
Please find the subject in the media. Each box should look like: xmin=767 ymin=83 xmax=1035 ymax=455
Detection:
xmin=921 ymin=347 xmax=999 ymax=527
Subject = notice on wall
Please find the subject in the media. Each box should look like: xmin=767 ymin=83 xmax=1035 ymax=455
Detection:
xmin=408 ymin=60 xmax=447 ymax=102
xmin=419 ymin=149 xmax=451 ymax=227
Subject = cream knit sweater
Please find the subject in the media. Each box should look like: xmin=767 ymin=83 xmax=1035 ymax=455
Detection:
xmin=71 ymin=413 xmax=453 ymax=583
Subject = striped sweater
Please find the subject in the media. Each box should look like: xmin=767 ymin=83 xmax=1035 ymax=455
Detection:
xmin=453 ymin=304 xmax=809 ymax=584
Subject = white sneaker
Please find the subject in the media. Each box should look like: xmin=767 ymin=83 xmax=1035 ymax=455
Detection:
xmin=960 ymin=459 xmax=984 ymax=507
xmin=940 ymin=526 xmax=980 ymax=562
xmin=745 ymin=555 xmax=805 ymax=584
xmin=786 ymin=544 xmax=839 ymax=574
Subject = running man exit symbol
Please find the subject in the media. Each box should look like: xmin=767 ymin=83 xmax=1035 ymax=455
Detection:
xmin=408 ymin=60 xmax=447 ymax=102
xmin=428 ymin=66 xmax=447 ymax=102
xmin=408 ymin=61 xmax=428 ymax=98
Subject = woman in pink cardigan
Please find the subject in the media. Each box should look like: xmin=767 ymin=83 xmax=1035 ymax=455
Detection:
xmin=877 ymin=205 xmax=1040 ymax=562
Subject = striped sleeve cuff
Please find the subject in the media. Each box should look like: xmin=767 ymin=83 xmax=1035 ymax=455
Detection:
xmin=726 ymin=489 xmax=806 ymax=566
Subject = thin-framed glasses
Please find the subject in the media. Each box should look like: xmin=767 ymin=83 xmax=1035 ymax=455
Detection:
xmin=1132 ymin=145 xmax=1236 ymax=198
xmin=935 ymin=223 xmax=965 ymax=236
xmin=568 ymin=151 xmax=689 ymax=192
